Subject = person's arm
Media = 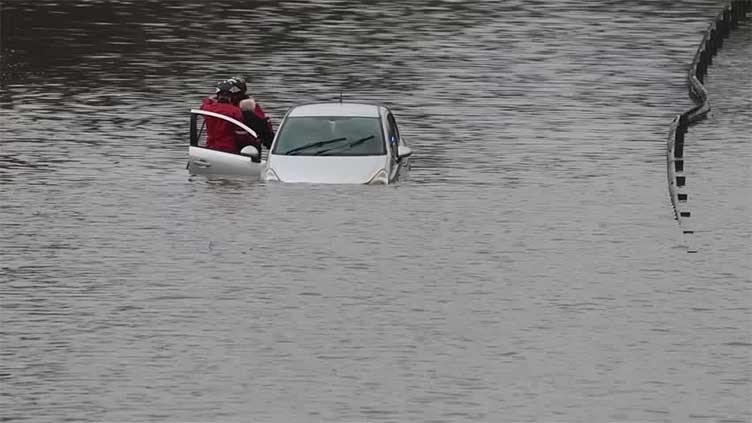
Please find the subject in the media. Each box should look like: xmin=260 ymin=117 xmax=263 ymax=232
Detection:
xmin=238 ymin=100 xmax=273 ymax=149
xmin=233 ymin=109 xmax=259 ymax=152
xmin=254 ymin=104 xmax=275 ymax=149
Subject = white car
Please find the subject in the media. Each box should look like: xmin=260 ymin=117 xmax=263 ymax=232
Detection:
xmin=187 ymin=109 xmax=264 ymax=177
xmin=263 ymin=102 xmax=412 ymax=184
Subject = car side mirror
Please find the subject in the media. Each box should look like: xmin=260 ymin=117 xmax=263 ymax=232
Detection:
xmin=397 ymin=145 xmax=413 ymax=158
xmin=240 ymin=145 xmax=259 ymax=159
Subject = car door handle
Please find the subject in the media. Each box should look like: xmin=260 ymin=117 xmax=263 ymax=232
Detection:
xmin=193 ymin=159 xmax=211 ymax=168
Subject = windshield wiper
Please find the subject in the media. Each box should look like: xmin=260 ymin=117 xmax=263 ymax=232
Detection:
xmin=313 ymin=135 xmax=376 ymax=155
xmin=283 ymin=137 xmax=347 ymax=155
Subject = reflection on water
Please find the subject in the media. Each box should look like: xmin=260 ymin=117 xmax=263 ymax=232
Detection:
xmin=1 ymin=1 xmax=750 ymax=422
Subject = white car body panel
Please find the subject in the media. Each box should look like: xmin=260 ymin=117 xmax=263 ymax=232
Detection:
xmin=288 ymin=103 xmax=381 ymax=118
xmin=188 ymin=146 xmax=263 ymax=177
xmin=266 ymin=155 xmax=387 ymax=184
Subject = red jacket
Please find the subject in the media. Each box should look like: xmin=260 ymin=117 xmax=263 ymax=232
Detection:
xmin=200 ymin=98 xmax=247 ymax=153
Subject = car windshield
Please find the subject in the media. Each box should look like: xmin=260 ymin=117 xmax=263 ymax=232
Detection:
xmin=273 ymin=116 xmax=385 ymax=156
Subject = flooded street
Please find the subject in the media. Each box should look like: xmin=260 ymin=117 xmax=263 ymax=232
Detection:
xmin=1 ymin=1 xmax=750 ymax=421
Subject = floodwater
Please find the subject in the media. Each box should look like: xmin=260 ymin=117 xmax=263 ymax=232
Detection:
xmin=1 ymin=1 xmax=750 ymax=422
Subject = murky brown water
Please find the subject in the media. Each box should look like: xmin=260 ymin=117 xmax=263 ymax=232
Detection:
xmin=1 ymin=1 xmax=750 ymax=422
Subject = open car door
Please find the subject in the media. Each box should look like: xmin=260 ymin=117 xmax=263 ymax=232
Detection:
xmin=188 ymin=109 xmax=263 ymax=177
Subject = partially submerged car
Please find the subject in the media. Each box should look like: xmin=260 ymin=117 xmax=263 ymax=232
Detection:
xmin=263 ymin=102 xmax=412 ymax=184
xmin=187 ymin=102 xmax=412 ymax=184
xmin=187 ymin=109 xmax=263 ymax=177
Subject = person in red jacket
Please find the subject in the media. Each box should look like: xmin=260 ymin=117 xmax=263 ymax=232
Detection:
xmin=199 ymin=80 xmax=259 ymax=160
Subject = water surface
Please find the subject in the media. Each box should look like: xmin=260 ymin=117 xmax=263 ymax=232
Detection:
xmin=1 ymin=1 xmax=750 ymax=422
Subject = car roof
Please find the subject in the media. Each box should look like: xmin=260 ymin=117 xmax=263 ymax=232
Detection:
xmin=288 ymin=102 xmax=383 ymax=118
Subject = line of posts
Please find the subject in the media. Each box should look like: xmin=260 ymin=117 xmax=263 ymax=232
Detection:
xmin=666 ymin=0 xmax=750 ymax=245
